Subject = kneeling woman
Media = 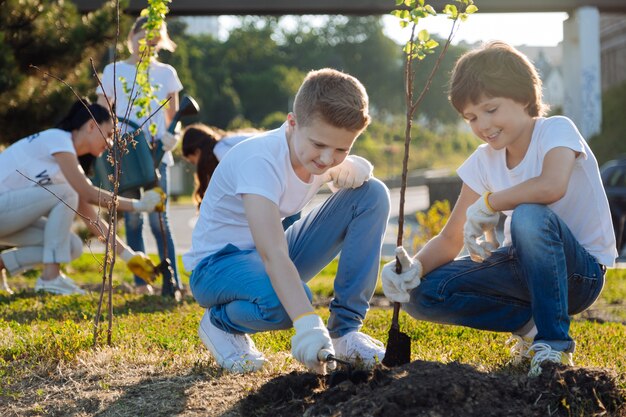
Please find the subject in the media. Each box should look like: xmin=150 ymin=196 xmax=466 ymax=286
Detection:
xmin=0 ymin=99 xmax=164 ymax=294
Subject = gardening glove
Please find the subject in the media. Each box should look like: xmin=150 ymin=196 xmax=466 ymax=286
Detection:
xmin=160 ymin=124 xmax=181 ymax=152
xmin=291 ymin=313 xmax=335 ymax=374
xmin=120 ymin=248 xmax=157 ymax=284
xmin=132 ymin=187 xmax=166 ymax=212
xmin=381 ymin=246 xmax=423 ymax=303
xmin=463 ymin=192 xmax=500 ymax=263
xmin=322 ymin=155 xmax=373 ymax=189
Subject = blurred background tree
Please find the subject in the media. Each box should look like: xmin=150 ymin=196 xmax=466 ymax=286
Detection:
xmin=0 ymin=0 xmax=120 ymax=143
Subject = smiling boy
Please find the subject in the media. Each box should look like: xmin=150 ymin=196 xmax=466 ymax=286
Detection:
xmin=183 ymin=68 xmax=390 ymax=374
xmin=380 ymin=41 xmax=616 ymax=377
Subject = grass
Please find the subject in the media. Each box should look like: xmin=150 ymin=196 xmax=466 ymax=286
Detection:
xmin=1 ymin=254 xmax=625 ymax=406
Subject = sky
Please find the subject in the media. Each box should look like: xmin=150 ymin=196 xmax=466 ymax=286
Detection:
xmin=381 ymin=12 xmax=568 ymax=47
xmin=218 ymin=12 xmax=568 ymax=47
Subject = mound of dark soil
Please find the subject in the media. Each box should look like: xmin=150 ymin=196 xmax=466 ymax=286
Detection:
xmin=240 ymin=360 xmax=626 ymax=417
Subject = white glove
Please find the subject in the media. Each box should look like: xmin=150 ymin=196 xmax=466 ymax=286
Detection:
xmin=160 ymin=131 xmax=180 ymax=152
xmin=463 ymin=192 xmax=500 ymax=262
xmin=132 ymin=189 xmax=165 ymax=212
xmin=322 ymin=155 xmax=373 ymax=189
xmin=291 ymin=314 xmax=334 ymax=374
xmin=381 ymin=246 xmax=423 ymax=303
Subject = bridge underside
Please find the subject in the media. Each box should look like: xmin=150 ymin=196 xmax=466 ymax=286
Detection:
xmin=73 ymin=0 xmax=626 ymax=16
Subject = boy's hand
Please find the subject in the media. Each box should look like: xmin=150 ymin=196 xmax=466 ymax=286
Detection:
xmin=120 ymin=249 xmax=157 ymax=283
xmin=464 ymin=193 xmax=500 ymax=262
xmin=291 ymin=314 xmax=334 ymax=374
xmin=323 ymin=155 xmax=373 ymax=189
xmin=381 ymin=246 xmax=423 ymax=303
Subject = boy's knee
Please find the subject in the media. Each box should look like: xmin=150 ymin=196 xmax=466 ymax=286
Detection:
xmin=511 ymin=204 xmax=551 ymax=240
xmin=354 ymin=177 xmax=390 ymax=214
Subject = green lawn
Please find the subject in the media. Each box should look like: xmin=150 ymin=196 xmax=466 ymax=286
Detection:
xmin=1 ymin=254 xmax=625 ymax=400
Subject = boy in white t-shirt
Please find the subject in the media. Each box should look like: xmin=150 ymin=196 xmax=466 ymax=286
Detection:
xmin=183 ymin=69 xmax=390 ymax=374
xmin=381 ymin=41 xmax=617 ymax=377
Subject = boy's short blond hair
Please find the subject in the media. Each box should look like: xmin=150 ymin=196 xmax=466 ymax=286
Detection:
xmin=293 ymin=68 xmax=371 ymax=132
xmin=449 ymin=41 xmax=548 ymax=117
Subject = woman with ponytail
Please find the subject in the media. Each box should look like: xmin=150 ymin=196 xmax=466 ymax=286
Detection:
xmin=0 ymin=98 xmax=165 ymax=295
xmin=181 ymin=123 xmax=300 ymax=229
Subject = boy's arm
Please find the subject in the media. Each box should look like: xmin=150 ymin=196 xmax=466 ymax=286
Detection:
xmin=487 ymin=147 xmax=577 ymax=211
xmin=381 ymin=184 xmax=475 ymax=302
xmin=416 ymin=183 xmax=477 ymax=273
xmin=242 ymin=194 xmax=313 ymax=319
xmin=243 ymin=194 xmax=334 ymax=374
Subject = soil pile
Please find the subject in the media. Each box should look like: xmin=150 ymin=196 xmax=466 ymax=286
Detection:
xmin=240 ymin=360 xmax=626 ymax=417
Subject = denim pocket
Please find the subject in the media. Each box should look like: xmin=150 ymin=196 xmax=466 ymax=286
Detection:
xmin=568 ymin=271 xmax=605 ymax=315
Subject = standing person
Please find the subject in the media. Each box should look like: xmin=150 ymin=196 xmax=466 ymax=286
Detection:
xmin=183 ymin=69 xmax=390 ymax=374
xmin=181 ymin=123 xmax=301 ymax=229
xmin=97 ymin=14 xmax=183 ymax=296
xmin=0 ymin=99 xmax=165 ymax=294
xmin=381 ymin=41 xmax=617 ymax=377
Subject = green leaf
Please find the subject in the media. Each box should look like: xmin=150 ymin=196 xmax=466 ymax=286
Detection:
xmin=425 ymin=5 xmax=437 ymax=15
xmin=417 ymin=29 xmax=429 ymax=42
xmin=425 ymin=39 xmax=439 ymax=49
xmin=443 ymin=4 xmax=458 ymax=19
xmin=395 ymin=0 xmax=404 ymax=6
xmin=466 ymin=4 xmax=478 ymax=14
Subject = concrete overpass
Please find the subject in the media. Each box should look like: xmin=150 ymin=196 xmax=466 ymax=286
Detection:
xmin=74 ymin=0 xmax=626 ymax=139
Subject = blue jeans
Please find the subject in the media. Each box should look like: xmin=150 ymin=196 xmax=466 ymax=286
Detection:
xmin=123 ymin=163 xmax=181 ymax=295
xmin=190 ymin=178 xmax=390 ymax=338
xmin=405 ymin=204 xmax=606 ymax=353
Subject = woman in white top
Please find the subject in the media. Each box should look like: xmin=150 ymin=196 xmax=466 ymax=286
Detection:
xmin=97 ymin=14 xmax=183 ymax=296
xmin=0 ymin=99 xmax=164 ymax=294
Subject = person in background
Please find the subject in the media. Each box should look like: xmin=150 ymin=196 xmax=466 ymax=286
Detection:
xmin=181 ymin=123 xmax=301 ymax=229
xmin=381 ymin=41 xmax=616 ymax=377
xmin=0 ymin=99 xmax=164 ymax=295
xmin=183 ymin=69 xmax=390 ymax=374
xmin=97 ymin=13 xmax=183 ymax=296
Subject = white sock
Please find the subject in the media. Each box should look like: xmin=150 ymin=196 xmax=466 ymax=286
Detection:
xmin=520 ymin=325 xmax=537 ymax=340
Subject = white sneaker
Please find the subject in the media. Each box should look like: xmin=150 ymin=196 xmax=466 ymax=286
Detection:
xmin=332 ymin=331 xmax=385 ymax=368
xmin=34 ymin=274 xmax=86 ymax=295
xmin=198 ymin=310 xmax=266 ymax=373
xmin=528 ymin=342 xmax=574 ymax=377
xmin=506 ymin=334 xmax=533 ymax=365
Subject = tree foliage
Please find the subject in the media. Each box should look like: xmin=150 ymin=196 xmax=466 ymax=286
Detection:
xmin=155 ymin=15 xmax=466 ymax=130
xmin=0 ymin=0 xmax=120 ymax=144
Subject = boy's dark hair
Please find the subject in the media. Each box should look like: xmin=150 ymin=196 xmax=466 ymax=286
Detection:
xmin=449 ymin=41 xmax=548 ymax=117
xmin=293 ymin=68 xmax=370 ymax=132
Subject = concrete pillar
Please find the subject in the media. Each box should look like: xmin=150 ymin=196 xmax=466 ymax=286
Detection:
xmin=562 ymin=6 xmax=602 ymax=139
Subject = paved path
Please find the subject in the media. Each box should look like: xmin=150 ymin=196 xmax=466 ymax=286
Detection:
xmin=88 ymin=186 xmax=430 ymax=261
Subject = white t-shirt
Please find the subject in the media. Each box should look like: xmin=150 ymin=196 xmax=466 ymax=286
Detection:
xmin=213 ymin=134 xmax=254 ymax=161
xmin=457 ymin=116 xmax=617 ymax=267
xmin=0 ymin=129 xmax=76 ymax=193
xmin=183 ymin=123 xmax=327 ymax=270
xmin=97 ymin=61 xmax=183 ymax=166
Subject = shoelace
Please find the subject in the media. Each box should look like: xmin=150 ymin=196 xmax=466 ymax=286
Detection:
xmin=506 ymin=335 xmax=532 ymax=361
xmin=530 ymin=343 xmax=563 ymax=364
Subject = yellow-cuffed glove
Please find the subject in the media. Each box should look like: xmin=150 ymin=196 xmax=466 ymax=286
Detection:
xmin=151 ymin=187 xmax=166 ymax=212
xmin=120 ymin=248 xmax=157 ymax=284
